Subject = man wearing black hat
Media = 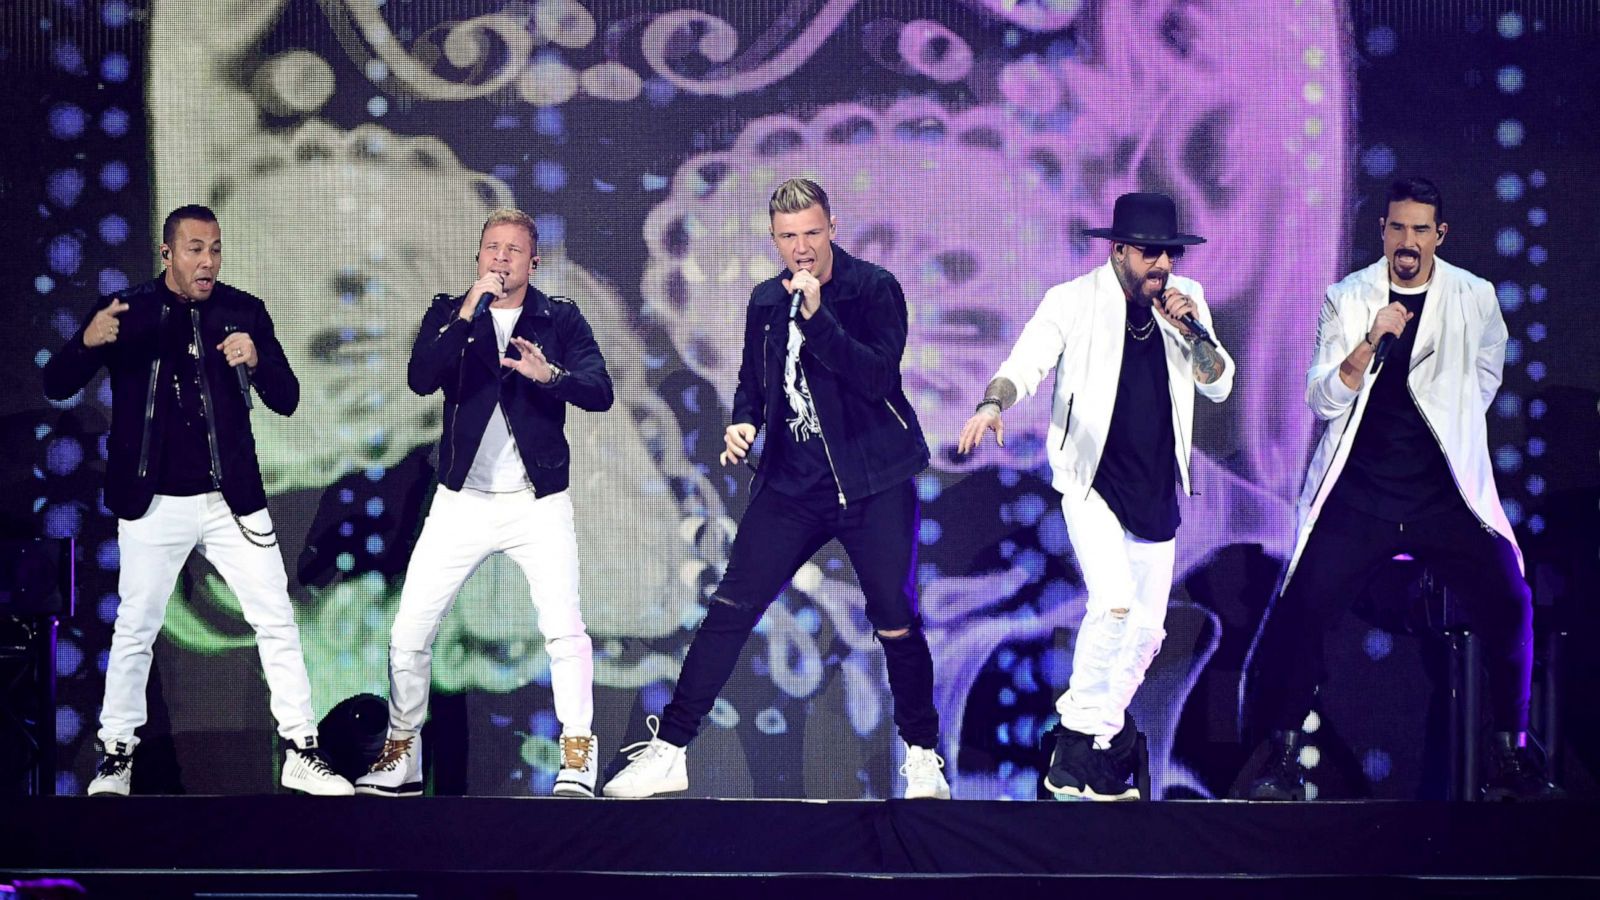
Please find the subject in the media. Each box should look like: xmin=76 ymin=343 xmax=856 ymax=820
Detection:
xmin=958 ymin=192 xmax=1233 ymax=800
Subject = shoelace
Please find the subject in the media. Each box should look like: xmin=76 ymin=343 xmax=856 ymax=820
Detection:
xmin=370 ymin=737 xmax=414 ymax=772
xmin=96 ymin=755 xmax=132 ymax=778
xmin=560 ymin=734 xmax=595 ymax=770
xmin=617 ymin=714 xmax=671 ymax=762
xmin=293 ymin=746 xmax=338 ymax=777
xmin=899 ymin=747 xmax=945 ymax=778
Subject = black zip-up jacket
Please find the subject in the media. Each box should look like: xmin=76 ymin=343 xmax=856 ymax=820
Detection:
xmin=42 ymin=276 xmax=299 ymax=520
xmin=733 ymin=245 xmax=930 ymax=505
xmin=408 ymin=287 xmax=613 ymax=496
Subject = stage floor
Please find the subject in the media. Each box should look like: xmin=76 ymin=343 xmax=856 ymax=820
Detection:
xmin=4 ymin=797 xmax=1597 ymax=898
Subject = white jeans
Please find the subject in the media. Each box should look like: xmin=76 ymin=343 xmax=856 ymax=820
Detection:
xmin=1055 ymin=488 xmax=1174 ymax=741
xmin=100 ymin=493 xmax=318 ymax=747
xmin=386 ymin=486 xmax=593 ymax=735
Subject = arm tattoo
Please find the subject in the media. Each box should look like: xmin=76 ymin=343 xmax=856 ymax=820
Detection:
xmin=982 ymin=377 xmax=1019 ymax=411
xmin=1190 ymin=340 xmax=1225 ymax=384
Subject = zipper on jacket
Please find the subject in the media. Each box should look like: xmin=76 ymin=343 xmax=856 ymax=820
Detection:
xmin=442 ymin=336 xmax=471 ymax=477
xmin=1405 ymin=377 xmax=1498 ymax=535
xmin=1170 ymin=381 xmax=1192 ymax=496
xmin=1060 ymin=393 xmax=1074 ymax=450
xmin=815 ymin=413 xmax=847 ymax=508
xmin=885 ymin=398 xmax=908 ymax=430
xmin=190 ymin=308 xmax=225 ymax=489
xmin=137 ymin=303 xmax=169 ymax=478
xmin=499 ymin=370 xmax=535 ymax=493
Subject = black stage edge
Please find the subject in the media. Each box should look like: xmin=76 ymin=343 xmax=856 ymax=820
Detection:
xmin=4 ymin=798 xmax=1598 ymax=899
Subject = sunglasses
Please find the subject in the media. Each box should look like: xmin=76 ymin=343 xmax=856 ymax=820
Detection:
xmin=1125 ymin=243 xmax=1186 ymax=262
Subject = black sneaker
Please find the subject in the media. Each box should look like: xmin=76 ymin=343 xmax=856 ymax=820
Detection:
xmin=1105 ymin=712 xmax=1139 ymax=784
xmin=1482 ymin=731 xmax=1564 ymax=802
xmin=1044 ymin=725 xmax=1139 ymax=801
xmin=1245 ymin=730 xmax=1305 ymax=801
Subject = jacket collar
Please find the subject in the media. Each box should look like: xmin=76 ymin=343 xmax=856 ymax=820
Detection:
xmin=1359 ymin=255 xmax=1459 ymax=368
xmin=469 ymin=286 xmax=553 ymax=369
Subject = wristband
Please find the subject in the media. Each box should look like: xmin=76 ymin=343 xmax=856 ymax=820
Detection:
xmin=976 ymin=398 xmax=1003 ymax=414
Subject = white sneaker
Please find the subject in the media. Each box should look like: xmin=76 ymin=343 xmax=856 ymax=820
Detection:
xmin=87 ymin=740 xmax=135 ymax=796
xmin=355 ymin=733 xmax=423 ymax=797
xmin=900 ymin=743 xmax=951 ymax=799
xmin=553 ymin=733 xmax=599 ymax=797
xmin=281 ymin=735 xmax=355 ymax=796
xmin=601 ymin=715 xmax=687 ymax=798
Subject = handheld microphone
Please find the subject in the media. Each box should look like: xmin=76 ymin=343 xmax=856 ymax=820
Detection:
xmin=1369 ymin=333 xmax=1396 ymax=373
xmin=788 ymin=288 xmax=805 ymax=321
xmin=223 ymin=324 xmax=253 ymax=410
xmin=1179 ymin=314 xmax=1216 ymax=347
xmin=473 ymin=291 xmax=496 ymax=320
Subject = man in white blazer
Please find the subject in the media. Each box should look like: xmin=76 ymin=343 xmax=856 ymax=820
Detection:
xmin=959 ymin=192 xmax=1233 ymax=800
xmin=1244 ymin=177 xmax=1560 ymax=801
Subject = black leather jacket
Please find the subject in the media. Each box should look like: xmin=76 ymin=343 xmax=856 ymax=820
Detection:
xmin=408 ymin=288 xmax=613 ymax=496
xmin=42 ymin=276 xmax=299 ymax=519
xmin=733 ymin=245 xmax=929 ymax=505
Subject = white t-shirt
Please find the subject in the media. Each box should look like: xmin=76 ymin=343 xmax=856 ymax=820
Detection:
xmin=463 ymin=306 xmax=532 ymax=492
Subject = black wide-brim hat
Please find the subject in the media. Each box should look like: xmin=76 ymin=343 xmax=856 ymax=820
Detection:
xmin=1083 ymin=192 xmax=1206 ymax=246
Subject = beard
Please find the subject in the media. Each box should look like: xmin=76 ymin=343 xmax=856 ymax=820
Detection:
xmin=1392 ymin=249 xmax=1422 ymax=275
xmin=1118 ymin=258 xmax=1169 ymax=304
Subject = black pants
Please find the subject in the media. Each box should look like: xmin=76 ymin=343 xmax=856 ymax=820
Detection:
xmin=658 ymin=478 xmax=939 ymax=748
xmin=1249 ymin=496 xmax=1533 ymax=733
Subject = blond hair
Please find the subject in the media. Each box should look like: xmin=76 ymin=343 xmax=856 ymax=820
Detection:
xmin=768 ymin=178 xmax=831 ymax=220
xmin=480 ymin=207 xmax=538 ymax=249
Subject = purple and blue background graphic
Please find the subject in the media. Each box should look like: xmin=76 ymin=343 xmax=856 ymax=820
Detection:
xmin=1 ymin=0 xmax=1595 ymax=799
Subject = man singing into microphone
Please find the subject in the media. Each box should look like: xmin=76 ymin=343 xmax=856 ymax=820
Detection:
xmin=354 ymin=208 xmax=613 ymax=797
xmin=605 ymin=177 xmax=949 ymax=800
xmin=958 ymin=192 xmax=1233 ymax=800
xmin=43 ymin=205 xmax=352 ymax=796
xmin=1243 ymin=177 xmax=1560 ymax=801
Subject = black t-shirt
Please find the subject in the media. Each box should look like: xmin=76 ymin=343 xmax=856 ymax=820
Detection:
xmin=766 ymin=337 xmax=837 ymax=497
xmin=154 ymin=288 xmax=218 ymax=497
xmin=1092 ymin=303 xmax=1180 ymax=542
xmin=1326 ymin=284 xmax=1459 ymax=522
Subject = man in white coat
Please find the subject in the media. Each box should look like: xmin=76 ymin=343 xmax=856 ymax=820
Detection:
xmin=959 ymin=192 xmax=1233 ymax=800
xmin=1243 ymin=177 xmax=1560 ymax=801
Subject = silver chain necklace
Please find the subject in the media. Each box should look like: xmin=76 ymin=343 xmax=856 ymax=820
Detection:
xmin=1126 ymin=316 xmax=1157 ymax=341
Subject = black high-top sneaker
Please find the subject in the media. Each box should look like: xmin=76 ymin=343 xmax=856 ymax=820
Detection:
xmin=1044 ymin=724 xmax=1139 ymax=801
xmin=1482 ymin=731 xmax=1564 ymax=801
xmin=1246 ymin=730 xmax=1306 ymax=801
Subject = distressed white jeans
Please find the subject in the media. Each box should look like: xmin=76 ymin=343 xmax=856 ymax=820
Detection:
xmin=385 ymin=486 xmax=593 ymax=735
xmin=100 ymin=492 xmax=318 ymax=747
xmin=1055 ymin=488 xmax=1174 ymax=742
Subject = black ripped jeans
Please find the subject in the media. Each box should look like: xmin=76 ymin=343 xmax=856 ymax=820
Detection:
xmin=657 ymin=477 xmax=939 ymax=749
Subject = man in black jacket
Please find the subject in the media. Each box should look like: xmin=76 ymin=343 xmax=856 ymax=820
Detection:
xmin=354 ymin=208 xmax=613 ymax=797
xmin=605 ymin=178 xmax=949 ymax=800
xmin=43 ymin=205 xmax=351 ymax=796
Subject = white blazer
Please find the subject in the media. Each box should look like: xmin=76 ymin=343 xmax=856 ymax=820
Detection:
xmin=993 ymin=261 xmax=1234 ymax=502
xmin=1284 ymin=256 xmax=1520 ymax=585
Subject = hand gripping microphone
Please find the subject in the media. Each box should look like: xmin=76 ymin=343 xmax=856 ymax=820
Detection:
xmin=222 ymin=324 xmax=253 ymax=410
xmin=1369 ymin=332 xmax=1396 ymax=374
xmin=1178 ymin=313 xmax=1215 ymax=347
xmin=473 ymin=291 xmax=496 ymax=320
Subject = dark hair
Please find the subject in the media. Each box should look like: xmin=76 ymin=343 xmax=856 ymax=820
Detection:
xmin=1386 ymin=177 xmax=1444 ymax=224
xmin=162 ymin=204 xmax=219 ymax=245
